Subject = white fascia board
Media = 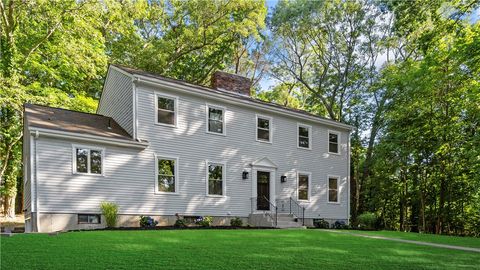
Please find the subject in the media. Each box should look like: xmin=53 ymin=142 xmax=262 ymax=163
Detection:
xmin=133 ymin=75 xmax=354 ymax=131
xmin=29 ymin=127 xmax=149 ymax=149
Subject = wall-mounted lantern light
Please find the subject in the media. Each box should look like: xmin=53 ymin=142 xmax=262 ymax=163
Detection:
xmin=242 ymin=171 xmax=249 ymax=180
xmin=280 ymin=175 xmax=287 ymax=183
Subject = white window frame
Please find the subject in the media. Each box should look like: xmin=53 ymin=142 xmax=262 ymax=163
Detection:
xmin=205 ymin=103 xmax=226 ymax=136
xmin=328 ymin=130 xmax=341 ymax=155
xmin=154 ymin=92 xmax=178 ymax=127
xmin=72 ymin=144 xmax=105 ymax=176
xmin=297 ymin=123 xmax=312 ymax=150
xmin=205 ymin=160 xmax=227 ymax=197
xmin=154 ymin=154 xmax=179 ymax=195
xmin=255 ymin=114 xmax=272 ymax=143
xmin=296 ymin=171 xmax=312 ymax=202
xmin=327 ymin=175 xmax=340 ymax=204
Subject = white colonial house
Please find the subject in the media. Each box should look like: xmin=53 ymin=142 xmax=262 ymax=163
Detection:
xmin=23 ymin=64 xmax=353 ymax=232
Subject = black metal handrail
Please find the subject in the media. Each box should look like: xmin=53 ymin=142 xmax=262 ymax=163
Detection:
xmin=250 ymin=196 xmax=278 ymax=227
xmin=289 ymin=197 xmax=305 ymax=226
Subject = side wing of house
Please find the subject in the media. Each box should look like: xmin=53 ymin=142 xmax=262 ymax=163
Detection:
xmin=97 ymin=66 xmax=134 ymax=137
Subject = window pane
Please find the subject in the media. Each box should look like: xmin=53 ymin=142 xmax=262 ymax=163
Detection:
xmin=258 ymin=118 xmax=269 ymax=129
xmin=208 ymin=108 xmax=223 ymax=121
xmin=299 ymin=126 xmax=309 ymax=137
xmin=78 ymin=214 xmax=88 ymax=223
xmin=329 ymin=190 xmax=338 ymax=202
xmin=257 ymin=129 xmax=270 ymax=141
xmin=329 ymin=178 xmax=337 ymax=189
xmin=329 ymin=142 xmax=338 ymax=153
xmin=88 ymin=215 xmax=100 ymax=224
xmin=208 ymin=164 xmax=223 ymax=180
xmin=76 ymin=149 xmax=88 ymax=173
xmin=90 ymin=150 xmax=102 ymax=174
xmin=299 ymin=137 xmax=309 ymax=148
xmin=158 ymin=175 xmax=175 ymax=192
xmin=299 ymin=190 xmax=308 ymax=200
xmin=208 ymin=120 xmax=223 ymax=133
xmin=298 ymin=174 xmax=309 ymax=200
xmin=158 ymin=97 xmax=174 ymax=111
xmin=158 ymin=159 xmax=175 ymax=176
xmin=208 ymin=180 xmax=223 ymax=195
xmin=329 ymin=133 xmax=338 ymax=143
xmin=158 ymin=110 xmax=175 ymax=125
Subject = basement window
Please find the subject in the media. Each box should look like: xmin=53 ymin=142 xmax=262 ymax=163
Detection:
xmin=78 ymin=214 xmax=101 ymax=224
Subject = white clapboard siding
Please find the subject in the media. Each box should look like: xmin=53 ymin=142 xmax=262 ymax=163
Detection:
xmin=97 ymin=67 xmax=134 ymax=136
xmin=35 ymin=75 xmax=349 ymax=221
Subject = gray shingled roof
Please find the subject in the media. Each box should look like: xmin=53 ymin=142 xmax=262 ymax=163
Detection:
xmin=24 ymin=103 xmax=134 ymax=141
xmin=112 ymin=64 xmax=352 ymax=129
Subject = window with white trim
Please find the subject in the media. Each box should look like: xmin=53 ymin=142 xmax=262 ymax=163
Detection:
xmin=156 ymin=94 xmax=176 ymax=126
xmin=328 ymin=131 xmax=340 ymax=154
xmin=156 ymin=157 xmax=177 ymax=193
xmin=256 ymin=115 xmax=271 ymax=142
xmin=207 ymin=105 xmax=225 ymax=135
xmin=74 ymin=147 xmax=103 ymax=175
xmin=298 ymin=124 xmax=311 ymax=149
xmin=207 ymin=162 xmax=225 ymax=196
xmin=298 ymin=172 xmax=310 ymax=200
xmin=328 ymin=176 xmax=339 ymax=203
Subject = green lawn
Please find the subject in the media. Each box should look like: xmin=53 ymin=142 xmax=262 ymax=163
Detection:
xmin=1 ymin=229 xmax=479 ymax=270
xmin=345 ymin=230 xmax=480 ymax=249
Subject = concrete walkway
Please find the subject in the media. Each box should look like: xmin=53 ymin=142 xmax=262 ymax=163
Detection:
xmin=324 ymin=230 xmax=480 ymax=253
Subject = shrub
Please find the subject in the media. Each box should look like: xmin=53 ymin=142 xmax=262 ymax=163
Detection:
xmin=174 ymin=219 xmax=187 ymax=228
xmin=313 ymin=219 xmax=330 ymax=229
xmin=333 ymin=220 xmax=349 ymax=229
xmin=139 ymin=216 xmax=158 ymax=228
xmin=100 ymin=201 xmax=118 ymax=228
xmin=230 ymin=217 xmax=243 ymax=227
xmin=196 ymin=216 xmax=213 ymax=227
xmin=357 ymin=212 xmax=378 ymax=230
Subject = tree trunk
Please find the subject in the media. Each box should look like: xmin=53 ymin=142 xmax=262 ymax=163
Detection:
xmin=3 ymin=193 xmax=16 ymax=218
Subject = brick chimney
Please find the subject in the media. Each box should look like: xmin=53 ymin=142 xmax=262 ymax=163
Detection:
xmin=211 ymin=71 xmax=252 ymax=96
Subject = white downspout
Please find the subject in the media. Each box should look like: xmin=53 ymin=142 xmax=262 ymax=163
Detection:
xmin=347 ymin=132 xmax=351 ymax=225
xmin=33 ymin=130 xmax=40 ymax=232
xmin=132 ymin=77 xmax=139 ymax=141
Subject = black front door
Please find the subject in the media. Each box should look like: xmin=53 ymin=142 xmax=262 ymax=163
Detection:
xmin=257 ymin=171 xmax=270 ymax=210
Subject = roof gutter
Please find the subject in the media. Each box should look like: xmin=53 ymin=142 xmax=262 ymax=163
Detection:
xmin=29 ymin=127 xmax=149 ymax=149
xmin=133 ymin=75 xmax=354 ymax=131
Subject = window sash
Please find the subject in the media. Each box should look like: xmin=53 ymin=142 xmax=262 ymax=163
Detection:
xmin=157 ymin=158 xmax=176 ymax=193
xmin=208 ymin=107 xmax=224 ymax=134
xmin=75 ymin=148 xmax=102 ymax=175
xmin=208 ymin=163 xmax=224 ymax=195
xmin=298 ymin=125 xmax=310 ymax=148
xmin=257 ymin=117 xmax=270 ymax=141
xmin=328 ymin=132 xmax=339 ymax=153
xmin=328 ymin=177 xmax=339 ymax=202
xmin=156 ymin=95 xmax=176 ymax=125
xmin=298 ymin=174 xmax=309 ymax=200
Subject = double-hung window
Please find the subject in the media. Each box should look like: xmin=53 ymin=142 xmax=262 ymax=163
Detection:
xmin=297 ymin=172 xmax=311 ymax=201
xmin=328 ymin=176 xmax=339 ymax=203
xmin=73 ymin=146 xmax=104 ymax=175
xmin=297 ymin=124 xmax=312 ymax=149
xmin=206 ymin=105 xmax=225 ymax=135
xmin=256 ymin=115 xmax=272 ymax=143
xmin=207 ymin=162 xmax=225 ymax=196
xmin=156 ymin=93 xmax=177 ymax=126
xmin=328 ymin=131 xmax=340 ymax=154
xmin=156 ymin=156 xmax=178 ymax=193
